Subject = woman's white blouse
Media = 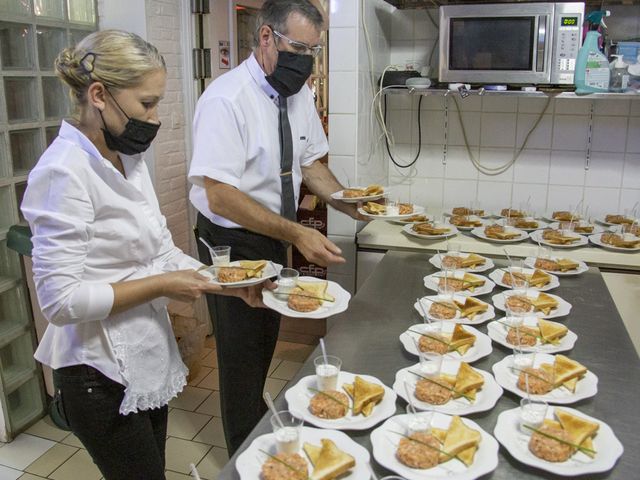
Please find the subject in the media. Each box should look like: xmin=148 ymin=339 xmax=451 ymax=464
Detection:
xmin=21 ymin=121 xmax=202 ymax=414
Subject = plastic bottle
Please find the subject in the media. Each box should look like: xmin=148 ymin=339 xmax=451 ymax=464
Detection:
xmin=609 ymin=55 xmax=629 ymax=92
xmin=575 ymin=11 xmax=611 ymax=94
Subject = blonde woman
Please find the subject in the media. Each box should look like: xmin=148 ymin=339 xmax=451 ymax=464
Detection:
xmin=21 ymin=30 xmax=263 ymax=479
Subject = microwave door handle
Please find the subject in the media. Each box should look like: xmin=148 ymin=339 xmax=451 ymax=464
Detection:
xmin=536 ymin=15 xmax=548 ymax=72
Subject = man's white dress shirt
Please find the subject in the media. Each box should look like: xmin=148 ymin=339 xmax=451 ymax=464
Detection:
xmin=188 ymin=53 xmax=329 ymax=227
xmin=22 ymin=121 xmax=202 ymax=414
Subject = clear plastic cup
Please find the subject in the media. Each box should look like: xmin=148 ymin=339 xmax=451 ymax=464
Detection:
xmin=276 ymin=268 xmax=299 ymax=300
xmin=210 ymin=246 xmax=231 ymax=266
xmin=519 ymin=397 xmax=548 ymax=434
xmin=512 ymin=345 xmax=536 ymax=371
xmin=270 ymin=410 xmax=303 ymax=454
xmin=419 ymin=350 xmax=443 ymax=378
xmin=537 ymin=246 xmax=551 ymax=260
xmin=314 ymin=355 xmax=341 ymax=391
xmin=404 ymin=406 xmax=434 ymax=436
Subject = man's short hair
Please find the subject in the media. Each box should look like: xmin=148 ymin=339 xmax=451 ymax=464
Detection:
xmin=254 ymin=0 xmax=324 ymax=47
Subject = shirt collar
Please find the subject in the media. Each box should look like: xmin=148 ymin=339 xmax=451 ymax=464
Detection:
xmin=246 ymin=53 xmax=279 ymax=102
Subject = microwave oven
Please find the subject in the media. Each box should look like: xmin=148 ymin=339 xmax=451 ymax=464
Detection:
xmin=439 ymin=2 xmax=585 ymax=85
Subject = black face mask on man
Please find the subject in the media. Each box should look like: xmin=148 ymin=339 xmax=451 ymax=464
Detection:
xmin=99 ymin=88 xmax=160 ymax=155
xmin=265 ymin=51 xmax=314 ymax=98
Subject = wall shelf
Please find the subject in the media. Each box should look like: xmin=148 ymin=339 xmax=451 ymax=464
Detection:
xmin=384 ymin=0 xmax=638 ymax=9
xmin=383 ymin=87 xmax=640 ymax=99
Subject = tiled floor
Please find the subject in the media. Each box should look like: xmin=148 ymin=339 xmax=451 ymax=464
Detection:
xmin=0 ymin=338 xmax=314 ymax=480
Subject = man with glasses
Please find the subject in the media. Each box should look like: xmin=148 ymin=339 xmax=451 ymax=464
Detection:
xmin=188 ymin=0 xmax=362 ymax=455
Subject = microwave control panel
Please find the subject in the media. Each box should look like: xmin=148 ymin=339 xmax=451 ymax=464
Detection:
xmin=552 ymin=14 xmax=583 ymax=84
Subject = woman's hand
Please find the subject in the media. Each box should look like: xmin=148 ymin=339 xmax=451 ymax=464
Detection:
xmin=159 ymin=270 xmax=223 ymax=302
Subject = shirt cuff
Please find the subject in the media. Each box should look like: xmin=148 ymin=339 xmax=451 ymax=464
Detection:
xmin=70 ymin=283 xmax=114 ymax=322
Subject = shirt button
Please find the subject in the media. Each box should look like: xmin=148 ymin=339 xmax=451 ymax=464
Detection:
xmin=87 ymin=388 xmax=93 ymax=393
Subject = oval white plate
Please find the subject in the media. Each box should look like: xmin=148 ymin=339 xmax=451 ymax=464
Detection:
xmin=393 ymin=360 xmax=503 ymax=415
xmin=444 ymin=210 xmax=494 ymax=219
xmin=445 ymin=217 xmax=487 ymax=231
xmin=488 ymin=267 xmax=560 ymax=292
xmin=200 ymin=261 xmax=283 ymax=288
xmin=486 ymin=318 xmax=578 ymax=353
xmin=391 ymin=214 xmax=433 ymax=225
xmin=371 ymin=413 xmax=499 ymax=480
xmin=330 ymin=188 xmax=386 ymax=204
xmin=471 ymin=226 xmax=529 ymax=243
xmin=358 ymin=204 xmax=425 ymax=220
xmin=491 ymin=290 xmax=572 ymax=319
xmin=542 ymin=212 xmax=583 ymax=223
xmin=493 ymin=406 xmax=623 ymax=476
xmin=547 ymin=221 xmax=605 ymax=235
xmin=262 ymin=277 xmax=351 ymax=319
xmin=497 ymin=218 xmax=549 ymax=232
xmin=402 ymin=223 xmax=459 ymax=240
xmin=595 ymin=215 xmax=636 ymax=227
xmin=424 ymin=272 xmax=495 ymax=297
xmin=429 ymin=252 xmax=495 ymax=273
xmin=492 ymin=353 xmax=598 ymax=404
xmin=589 ymin=233 xmax=640 ymax=252
xmin=236 ymin=426 xmax=371 ymax=480
xmin=529 ymin=230 xmax=588 ymax=249
xmin=399 ymin=323 xmax=493 ymax=363
xmin=284 ymin=371 xmax=397 ymax=430
xmin=413 ymin=295 xmax=495 ymax=325
xmin=523 ymin=256 xmax=589 ymax=276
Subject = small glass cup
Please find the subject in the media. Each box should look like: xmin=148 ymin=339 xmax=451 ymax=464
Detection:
xmin=519 ymin=397 xmax=548 ymax=434
xmin=537 ymin=246 xmax=551 ymax=260
xmin=512 ymin=345 xmax=536 ymax=371
xmin=210 ymin=246 xmax=231 ymax=266
xmin=404 ymin=406 xmax=434 ymax=436
xmin=270 ymin=410 xmax=304 ymax=454
xmin=386 ymin=198 xmax=400 ymax=216
xmin=419 ymin=350 xmax=443 ymax=377
xmin=447 ymin=241 xmax=461 ymax=255
xmin=437 ymin=269 xmax=456 ymax=301
xmin=314 ymin=355 xmax=342 ymax=391
xmin=276 ymin=268 xmax=299 ymax=300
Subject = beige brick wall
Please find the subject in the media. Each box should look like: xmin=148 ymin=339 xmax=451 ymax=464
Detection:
xmin=146 ymin=0 xmax=191 ymax=254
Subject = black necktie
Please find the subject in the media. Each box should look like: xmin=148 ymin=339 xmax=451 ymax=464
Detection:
xmin=278 ymin=97 xmax=296 ymax=222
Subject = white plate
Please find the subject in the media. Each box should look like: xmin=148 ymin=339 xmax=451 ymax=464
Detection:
xmin=402 ymin=223 xmax=459 ymax=240
xmin=444 ymin=217 xmax=487 ymax=231
xmin=496 ymin=218 xmax=549 ymax=232
xmin=547 ymin=222 xmax=605 ymax=235
xmin=413 ymin=295 xmax=495 ymax=324
xmin=523 ymin=256 xmax=589 ymax=276
xmin=488 ymin=267 xmax=560 ymax=292
xmin=486 ymin=318 xmax=578 ymax=353
xmin=444 ymin=210 xmax=494 ymax=219
xmin=371 ymin=413 xmax=499 ymax=480
xmin=429 ymin=252 xmax=494 ymax=273
xmin=200 ymin=261 xmax=282 ymax=288
xmin=330 ymin=188 xmax=386 ymax=204
xmin=393 ymin=360 xmax=503 ymax=415
xmin=391 ymin=214 xmax=433 ymax=225
xmin=494 ymin=406 xmax=623 ymax=476
xmin=595 ymin=215 xmax=636 ymax=227
xmin=235 ymin=426 xmax=371 ymax=480
xmin=423 ymin=272 xmax=495 ymax=297
xmin=491 ymin=289 xmax=572 ymax=319
xmin=284 ymin=371 xmax=397 ymax=430
xmin=262 ymin=277 xmax=351 ymax=319
xmin=471 ymin=226 xmax=529 ymax=243
xmin=589 ymin=233 xmax=640 ymax=252
xmin=358 ymin=204 xmax=425 ymax=220
xmin=529 ymin=230 xmax=588 ymax=249
xmin=492 ymin=353 xmax=598 ymax=404
xmin=399 ymin=323 xmax=493 ymax=363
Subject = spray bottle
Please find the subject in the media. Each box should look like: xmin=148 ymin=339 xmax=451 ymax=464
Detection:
xmin=575 ymin=10 xmax=611 ymax=94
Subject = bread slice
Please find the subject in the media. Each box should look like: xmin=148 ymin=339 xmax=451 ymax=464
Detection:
xmin=531 ymin=293 xmax=558 ymax=315
xmin=449 ymin=325 xmax=476 ymax=355
xmin=555 ymin=409 xmax=599 ymax=458
xmin=363 ymin=202 xmax=386 ymax=215
xmin=453 ymin=362 xmax=484 ymax=399
xmin=556 ymin=258 xmax=579 ymax=272
xmin=440 ymin=416 xmax=481 ymax=465
xmin=537 ymin=319 xmax=568 ymax=345
xmin=460 ymin=297 xmax=488 ymax=320
xmin=304 ymin=439 xmax=355 ymax=480
xmin=554 ymin=355 xmax=587 ymax=391
xmin=529 ymin=269 xmax=551 ymax=288
xmin=348 ymin=376 xmax=384 ymax=416
xmin=297 ymin=281 xmax=335 ymax=302
xmin=238 ymin=260 xmax=267 ymax=278
xmin=364 ymin=184 xmax=384 ymax=196
xmin=462 ymin=273 xmax=485 ymax=292
xmin=459 ymin=253 xmax=486 ymax=268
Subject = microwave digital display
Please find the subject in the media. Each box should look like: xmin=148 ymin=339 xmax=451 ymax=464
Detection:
xmin=449 ymin=17 xmax=535 ymax=71
xmin=562 ymin=17 xmax=579 ymax=26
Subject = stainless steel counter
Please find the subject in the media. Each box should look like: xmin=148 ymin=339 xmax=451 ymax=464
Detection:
xmin=357 ymin=220 xmax=640 ymax=271
xmin=218 ymin=251 xmax=639 ymax=479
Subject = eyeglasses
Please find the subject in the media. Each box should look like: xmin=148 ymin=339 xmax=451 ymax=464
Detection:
xmin=271 ymin=29 xmax=323 ymax=58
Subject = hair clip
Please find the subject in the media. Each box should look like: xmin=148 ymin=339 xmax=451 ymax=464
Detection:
xmin=79 ymin=52 xmax=96 ymax=74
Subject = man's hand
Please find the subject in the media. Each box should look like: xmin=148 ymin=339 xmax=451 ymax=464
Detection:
xmin=223 ymin=282 xmax=273 ymax=308
xmin=335 ymin=201 xmax=371 ymax=222
xmin=294 ymin=226 xmax=345 ymax=267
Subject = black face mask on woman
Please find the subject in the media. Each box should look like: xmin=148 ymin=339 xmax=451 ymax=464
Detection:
xmin=99 ymin=89 xmax=160 ymax=155
xmin=265 ymin=51 xmax=314 ymax=98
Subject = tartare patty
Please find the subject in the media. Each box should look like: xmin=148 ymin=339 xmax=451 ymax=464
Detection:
xmin=529 ymin=425 xmax=574 ymax=463
xmin=506 ymin=326 xmax=538 ymax=347
xmin=418 ymin=333 xmax=449 ymax=354
xmin=216 ymin=267 xmax=246 ymax=283
xmin=505 ymin=295 xmax=534 ymax=314
xmin=517 ymin=367 xmax=554 ymax=395
xmin=396 ymin=432 xmax=440 ymax=469
xmin=428 ymin=302 xmax=457 ymax=320
xmin=415 ymin=378 xmax=452 ymax=405
xmin=308 ymin=390 xmax=349 ymax=419
xmin=287 ymin=288 xmax=322 ymax=312
xmin=261 ymin=452 xmax=308 ymax=480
